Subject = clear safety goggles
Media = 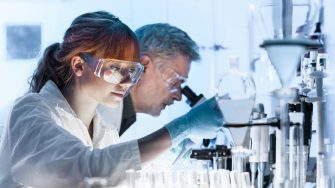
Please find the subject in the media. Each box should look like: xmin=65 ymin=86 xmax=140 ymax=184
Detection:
xmin=159 ymin=66 xmax=187 ymax=93
xmin=83 ymin=54 xmax=144 ymax=85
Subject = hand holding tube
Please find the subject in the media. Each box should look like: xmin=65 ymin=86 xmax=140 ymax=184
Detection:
xmin=165 ymin=97 xmax=224 ymax=146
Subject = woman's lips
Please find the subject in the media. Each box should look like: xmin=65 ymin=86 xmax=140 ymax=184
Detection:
xmin=111 ymin=92 xmax=124 ymax=98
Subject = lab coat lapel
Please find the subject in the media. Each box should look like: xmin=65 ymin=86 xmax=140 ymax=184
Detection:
xmin=39 ymin=81 xmax=93 ymax=147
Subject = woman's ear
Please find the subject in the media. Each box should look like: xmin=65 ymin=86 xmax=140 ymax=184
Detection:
xmin=70 ymin=56 xmax=85 ymax=77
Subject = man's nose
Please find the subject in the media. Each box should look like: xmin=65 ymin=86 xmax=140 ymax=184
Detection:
xmin=172 ymin=88 xmax=182 ymax=101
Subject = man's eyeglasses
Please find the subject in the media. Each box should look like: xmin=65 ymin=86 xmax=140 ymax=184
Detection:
xmin=159 ymin=66 xmax=187 ymax=93
xmin=82 ymin=54 xmax=144 ymax=85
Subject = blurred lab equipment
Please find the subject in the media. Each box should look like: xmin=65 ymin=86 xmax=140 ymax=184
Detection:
xmin=261 ymin=38 xmax=311 ymax=188
xmin=181 ymin=1 xmax=328 ymax=187
xmin=257 ymin=0 xmax=324 ymax=187
xmin=249 ymin=103 xmax=269 ymax=188
xmin=215 ymin=56 xmax=256 ymax=173
xmin=246 ymin=0 xmax=330 ymax=187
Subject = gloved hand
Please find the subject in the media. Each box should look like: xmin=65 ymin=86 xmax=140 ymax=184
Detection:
xmin=165 ymin=97 xmax=224 ymax=147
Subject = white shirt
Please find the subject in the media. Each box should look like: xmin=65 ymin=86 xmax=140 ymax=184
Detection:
xmin=0 ymin=81 xmax=141 ymax=188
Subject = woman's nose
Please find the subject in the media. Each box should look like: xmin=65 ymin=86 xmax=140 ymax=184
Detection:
xmin=119 ymin=73 xmax=132 ymax=84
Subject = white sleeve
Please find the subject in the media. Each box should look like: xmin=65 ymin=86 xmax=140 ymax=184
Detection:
xmin=7 ymin=96 xmax=141 ymax=188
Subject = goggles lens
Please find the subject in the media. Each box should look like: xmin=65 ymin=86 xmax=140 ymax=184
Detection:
xmin=94 ymin=59 xmax=144 ymax=85
xmin=160 ymin=66 xmax=187 ymax=93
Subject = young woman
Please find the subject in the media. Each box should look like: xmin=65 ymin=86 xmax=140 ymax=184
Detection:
xmin=0 ymin=11 xmax=223 ymax=188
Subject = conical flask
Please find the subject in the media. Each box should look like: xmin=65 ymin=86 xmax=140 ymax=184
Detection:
xmin=215 ymin=56 xmax=256 ymax=147
xmin=215 ymin=57 xmax=256 ymax=172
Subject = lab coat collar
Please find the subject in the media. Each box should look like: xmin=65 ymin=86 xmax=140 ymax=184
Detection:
xmin=39 ymin=81 xmax=94 ymax=146
xmin=39 ymin=80 xmax=77 ymax=118
xmin=38 ymin=80 xmax=120 ymax=147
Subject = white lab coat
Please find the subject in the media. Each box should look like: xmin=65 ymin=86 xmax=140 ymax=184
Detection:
xmin=96 ymin=103 xmax=123 ymax=131
xmin=0 ymin=81 xmax=141 ymax=188
xmin=0 ymin=102 xmax=13 ymax=142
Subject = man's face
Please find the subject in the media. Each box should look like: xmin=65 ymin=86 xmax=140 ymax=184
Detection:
xmin=131 ymin=55 xmax=191 ymax=116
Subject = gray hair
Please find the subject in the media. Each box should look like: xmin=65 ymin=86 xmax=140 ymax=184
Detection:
xmin=135 ymin=23 xmax=200 ymax=62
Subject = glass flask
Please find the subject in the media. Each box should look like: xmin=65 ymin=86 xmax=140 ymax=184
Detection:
xmin=215 ymin=56 xmax=256 ymax=172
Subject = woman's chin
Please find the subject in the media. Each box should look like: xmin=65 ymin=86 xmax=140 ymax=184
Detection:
xmin=103 ymin=100 xmax=122 ymax=108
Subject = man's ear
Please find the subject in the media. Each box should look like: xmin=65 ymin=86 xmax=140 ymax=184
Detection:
xmin=140 ymin=55 xmax=153 ymax=73
xmin=70 ymin=56 xmax=85 ymax=77
xmin=140 ymin=55 xmax=153 ymax=66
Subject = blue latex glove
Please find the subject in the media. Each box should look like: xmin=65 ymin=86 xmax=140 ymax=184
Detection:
xmin=165 ymin=97 xmax=224 ymax=147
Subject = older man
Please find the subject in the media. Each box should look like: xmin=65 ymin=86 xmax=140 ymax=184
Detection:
xmin=119 ymin=23 xmax=200 ymax=135
xmin=97 ymin=24 xmax=221 ymax=165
